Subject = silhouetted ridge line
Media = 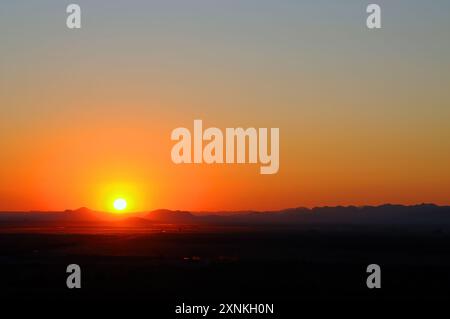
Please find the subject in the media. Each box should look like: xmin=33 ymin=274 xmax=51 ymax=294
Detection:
xmin=0 ymin=204 xmax=449 ymax=227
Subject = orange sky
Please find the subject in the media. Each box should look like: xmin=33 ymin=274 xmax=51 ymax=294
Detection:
xmin=1 ymin=1 xmax=449 ymax=211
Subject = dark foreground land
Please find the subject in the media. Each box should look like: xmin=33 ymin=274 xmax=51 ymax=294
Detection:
xmin=1 ymin=224 xmax=450 ymax=314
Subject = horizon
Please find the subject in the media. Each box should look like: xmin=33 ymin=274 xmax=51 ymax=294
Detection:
xmin=0 ymin=202 xmax=446 ymax=214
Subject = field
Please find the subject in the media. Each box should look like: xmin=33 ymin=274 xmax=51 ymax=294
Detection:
xmin=2 ymin=225 xmax=450 ymax=306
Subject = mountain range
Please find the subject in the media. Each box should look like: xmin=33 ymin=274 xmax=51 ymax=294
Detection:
xmin=0 ymin=204 xmax=449 ymax=227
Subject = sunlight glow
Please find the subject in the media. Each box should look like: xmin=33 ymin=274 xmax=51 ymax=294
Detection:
xmin=113 ymin=198 xmax=127 ymax=211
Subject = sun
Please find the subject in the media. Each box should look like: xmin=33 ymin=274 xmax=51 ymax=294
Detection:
xmin=113 ymin=198 xmax=127 ymax=211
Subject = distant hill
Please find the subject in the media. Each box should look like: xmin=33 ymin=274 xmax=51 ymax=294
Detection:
xmin=0 ymin=204 xmax=449 ymax=227
xmin=187 ymin=204 xmax=450 ymax=226
xmin=146 ymin=209 xmax=196 ymax=223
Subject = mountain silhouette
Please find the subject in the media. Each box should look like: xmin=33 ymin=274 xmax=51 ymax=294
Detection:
xmin=0 ymin=204 xmax=449 ymax=227
xmin=146 ymin=209 xmax=195 ymax=223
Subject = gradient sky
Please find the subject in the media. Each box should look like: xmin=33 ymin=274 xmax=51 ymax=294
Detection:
xmin=1 ymin=0 xmax=449 ymax=211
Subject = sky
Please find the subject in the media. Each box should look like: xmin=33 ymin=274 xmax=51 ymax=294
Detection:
xmin=1 ymin=0 xmax=449 ymax=212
